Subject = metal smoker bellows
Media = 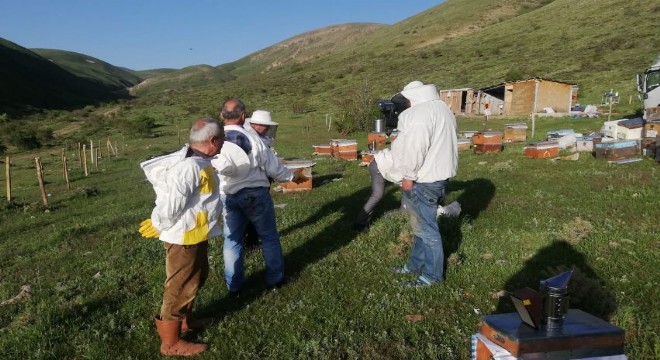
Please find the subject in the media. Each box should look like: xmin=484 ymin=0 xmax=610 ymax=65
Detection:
xmin=539 ymin=270 xmax=573 ymax=329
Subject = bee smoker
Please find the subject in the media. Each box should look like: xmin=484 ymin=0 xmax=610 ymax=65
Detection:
xmin=539 ymin=270 xmax=573 ymax=330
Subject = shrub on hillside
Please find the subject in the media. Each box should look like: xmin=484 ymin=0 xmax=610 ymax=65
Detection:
xmin=333 ymin=80 xmax=380 ymax=133
xmin=119 ymin=114 xmax=158 ymax=137
xmin=1 ymin=123 xmax=41 ymax=150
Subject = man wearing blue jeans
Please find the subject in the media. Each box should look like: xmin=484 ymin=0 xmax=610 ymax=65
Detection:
xmin=216 ymin=100 xmax=300 ymax=292
xmin=388 ymin=81 xmax=458 ymax=288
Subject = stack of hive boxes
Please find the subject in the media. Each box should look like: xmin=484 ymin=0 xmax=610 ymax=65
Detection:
xmin=642 ymin=119 xmax=659 ymax=157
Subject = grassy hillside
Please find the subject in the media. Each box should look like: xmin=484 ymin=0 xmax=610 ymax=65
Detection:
xmin=126 ymin=68 xmax=178 ymax=79
xmin=0 ymin=38 xmax=133 ymax=115
xmin=32 ymin=49 xmax=142 ymax=90
xmin=128 ymin=64 xmax=235 ymax=96
xmin=218 ymin=23 xmax=386 ymax=77
xmin=163 ymin=0 xmax=657 ymax=119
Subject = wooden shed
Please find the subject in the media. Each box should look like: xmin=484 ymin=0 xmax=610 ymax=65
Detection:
xmin=439 ymin=88 xmax=478 ymax=114
xmin=481 ymin=78 xmax=575 ymax=116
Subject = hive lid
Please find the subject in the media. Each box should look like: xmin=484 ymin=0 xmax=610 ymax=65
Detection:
xmin=282 ymin=159 xmax=316 ymax=169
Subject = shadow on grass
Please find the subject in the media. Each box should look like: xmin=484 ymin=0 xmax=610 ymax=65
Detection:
xmin=495 ymin=241 xmax=617 ymax=321
xmin=442 ymin=177 xmax=496 ymax=271
xmin=200 ymin=185 xmax=397 ymax=317
xmin=311 ymin=173 xmax=345 ymax=189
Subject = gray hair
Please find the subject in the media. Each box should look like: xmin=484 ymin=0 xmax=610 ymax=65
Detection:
xmin=189 ymin=118 xmax=223 ymax=144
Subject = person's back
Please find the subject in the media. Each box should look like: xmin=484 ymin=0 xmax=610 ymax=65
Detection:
xmin=391 ymin=84 xmax=458 ymax=183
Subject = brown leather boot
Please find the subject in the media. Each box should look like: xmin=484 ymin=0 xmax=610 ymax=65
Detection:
xmin=155 ymin=316 xmax=207 ymax=356
xmin=181 ymin=301 xmax=213 ymax=333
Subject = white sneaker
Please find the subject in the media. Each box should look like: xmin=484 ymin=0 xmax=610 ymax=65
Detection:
xmin=436 ymin=201 xmax=461 ymax=218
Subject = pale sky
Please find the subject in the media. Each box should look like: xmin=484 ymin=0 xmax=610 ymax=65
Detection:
xmin=0 ymin=0 xmax=444 ymax=70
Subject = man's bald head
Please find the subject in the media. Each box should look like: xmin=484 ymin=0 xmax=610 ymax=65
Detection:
xmin=221 ymin=98 xmax=246 ymax=125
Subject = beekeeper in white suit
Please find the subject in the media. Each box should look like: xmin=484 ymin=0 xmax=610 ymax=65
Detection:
xmin=386 ymin=80 xmax=458 ymax=288
xmin=138 ymin=118 xmax=225 ymax=357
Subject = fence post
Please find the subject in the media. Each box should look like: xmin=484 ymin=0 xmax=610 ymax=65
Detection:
xmin=35 ymin=157 xmax=48 ymax=206
xmin=90 ymin=140 xmax=94 ymax=165
xmin=82 ymin=144 xmax=89 ymax=176
xmin=78 ymin=142 xmax=82 ymax=168
xmin=5 ymin=156 xmax=10 ymax=202
xmin=63 ymin=156 xmax=70 ymax=190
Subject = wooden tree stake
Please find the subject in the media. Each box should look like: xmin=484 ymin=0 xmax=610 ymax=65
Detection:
xmin=63 ymin=156 xmax=70 ymax=190
xmin=82 ymin=144 xmax=89 ymax=176
xmin=5 ymin=156 xmax=11 ymax=202
xmin=35 ymin=157 xmax=48 ymax=206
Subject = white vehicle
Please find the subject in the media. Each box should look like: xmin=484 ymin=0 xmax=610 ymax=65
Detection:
xmin=636 ymin=55 xmax=660 ymax=119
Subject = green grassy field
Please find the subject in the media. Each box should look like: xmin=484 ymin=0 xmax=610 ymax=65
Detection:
xmin=1 ymin=112 xmax=658 ymax=359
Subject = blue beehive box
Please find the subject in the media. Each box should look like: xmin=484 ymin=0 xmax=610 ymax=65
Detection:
xmin=594 ymin=140 xmax=639 ymax=160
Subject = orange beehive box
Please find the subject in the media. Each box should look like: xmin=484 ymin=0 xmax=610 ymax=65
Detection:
xmin=474 ymin=143 xmax=502 ymax=154
xmin=280 ymin=160 xmax=315 ymax=193
xmin=359 ymin=150 xmax=377 ymax=166
xmin=367 ymin=132 xmax=387 ymax=150
xmin=337 ymin=150 xmax=358 ymax=161
xmin=524 ymin=141 xmax=560 ymax=159
xmin=330 ymin=139 xmax=358 ymax=156
xmin=312 ymin=145 xmax=332 ymax=155
xmin=472 ymin=131 xmax=503 ymax=145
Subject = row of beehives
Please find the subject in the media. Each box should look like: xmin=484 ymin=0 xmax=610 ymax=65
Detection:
xmin=311 ymin=130 xmax=400 ymax=158
xmin=456 ymin=119 xmax=660 ymax=161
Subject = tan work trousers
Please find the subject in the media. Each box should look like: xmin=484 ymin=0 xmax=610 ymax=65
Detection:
xmin=160 ymin=241 xmax=209 ymax=321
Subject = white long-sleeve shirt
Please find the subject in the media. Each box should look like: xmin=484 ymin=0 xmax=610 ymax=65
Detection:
xmin=376 ymin=84 xmax=458 ymax=183
xmin=216 ymin=124 xmax=293 ymax=194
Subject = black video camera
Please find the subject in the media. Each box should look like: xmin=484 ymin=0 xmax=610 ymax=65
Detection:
xmin=376 ymin=92 xmax=409 ymax=129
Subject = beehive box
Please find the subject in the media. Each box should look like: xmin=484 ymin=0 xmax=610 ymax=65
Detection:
xmin=457 ymin=138 xmax=471 ymax=151
xmin=524 ymin=141 xmax=560 ymax=159
xmin=367 ymin=132 xmax=387 ymax=150
xmin=478 ymin=310 xmax=625 ymax=359
xmin=645 ymin=106 xmax=660 ymax=121
xmin=599 ymin=119 xmax=624 ymax=140
xmin=504 ymin=123 xmax=528 ymax=143
xmin=616 ymin=118 xmax=644 ymax=140
xmin=459 ymin=130 xmax=479 ymax=139
xmin=594 ymin=139 xmax=640 ymax=160
xmin=546 ymin=129 xmax=575 ymax=140
xmin=331 ymin=139 xmax=358 ymax=154
xmin=337 ymin=150 xmax=358 ymax=161
xmin=312 ymin=145 xmax=332 ymax=155
xmin=644 ymin=120 xmax=660 ymax=138
xmin=472 ymin=131 xmax=503 ymax=145
xmin=575 ymin=136 xmax=601 ymax=152
xmin=359 ymin=150 xmax=377 ymax=166
xmin=474 ymin=143 xmax=502 ymax=154
xmin=280 ymin=160 xmax=315 ymax=193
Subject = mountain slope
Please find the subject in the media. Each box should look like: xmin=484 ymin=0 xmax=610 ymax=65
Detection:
xmin=32 ymin=48 xmax=142 ymax=90
xmin=218 ymin=23 xmax=386 ymax=77
xmin=191 ymin=0 xmax=658 ymax=114
xmin=128 ymin=64 xmax=236 ymax=95
xmin=0 ymin=38 xmax=133 ymax=114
